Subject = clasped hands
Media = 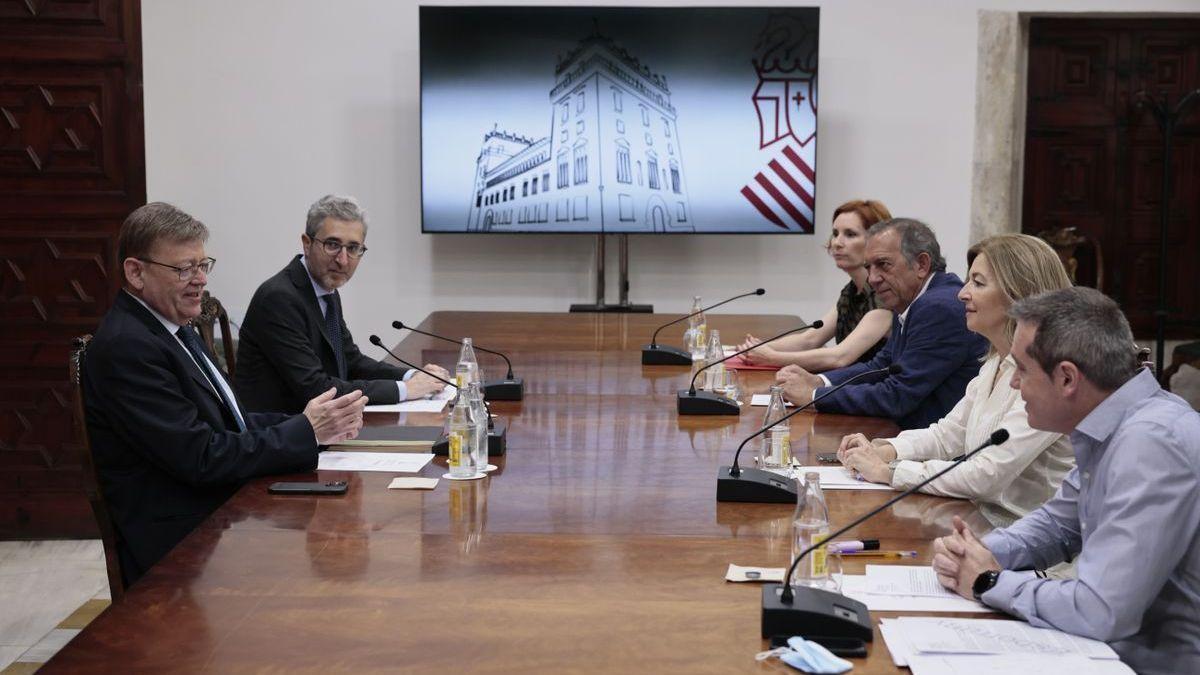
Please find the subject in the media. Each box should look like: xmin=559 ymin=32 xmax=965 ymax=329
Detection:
xmin=773 ymin=364 xmax=824 ymax=406
xmin=835 ymin=433 xmax=896 ymax=484
xmin=406 ymin=364 xmax=451 ymax=399
xmin=932 ymin=515 xmax=1002 ymax=600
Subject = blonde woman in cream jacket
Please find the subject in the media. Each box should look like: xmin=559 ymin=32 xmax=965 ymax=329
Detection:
xmin=837 ymin=234 xmax=1076 ymax=527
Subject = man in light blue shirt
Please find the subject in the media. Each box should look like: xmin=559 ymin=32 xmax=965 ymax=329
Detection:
xmin=932 ymin=286 xmax=1200 ymax=675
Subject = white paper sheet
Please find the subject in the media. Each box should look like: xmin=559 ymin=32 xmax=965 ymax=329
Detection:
xmin=365 ymin=385 xmax=455 ymax=413
xmin=724 ymin=564 xmax=785 ymax=582
xmin=387 ymin=477 xmax=439 ymax=490
xmin=866 ymin=564 xmax=962 ymax=598
xmin=840 ymin=575 xmax=990 ymax=613
xmin=789 ymin=465 xmax=895 ymax=491
xmin=906 ymin=654 xmax=1135 ymax=675
xmin=317 ymin=451 xmax=434 ymax=473
xmin=895 ymin=617 xmax=1120 ymax=659
xmin=749 ymin=394 xmax=794 ymax=407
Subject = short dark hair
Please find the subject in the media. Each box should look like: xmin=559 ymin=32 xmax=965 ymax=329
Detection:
xmin=306 ymin=194 xmax=368 ymax=238
xmin=1009 ymin=286 xmax=1138 ymax=391
xmin=867 ymin=218 xmax=946 ymax=272
xmin=118 ymin=202 xmax=209 ymax=262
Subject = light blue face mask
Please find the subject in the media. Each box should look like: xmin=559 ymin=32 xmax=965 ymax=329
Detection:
xmin=755 ymin=637 xmax=854 ymax=673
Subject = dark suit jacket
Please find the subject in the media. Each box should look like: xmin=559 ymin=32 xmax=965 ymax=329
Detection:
xmin=235 ymin=255 xmax=411 ymax=414
xmin=814 ymin=271 xmax=988 ymax=430
xmin=83 ymin=291 xmax=318 ymax=584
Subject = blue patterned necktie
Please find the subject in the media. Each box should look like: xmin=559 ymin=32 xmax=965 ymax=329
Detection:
xmin=324 ymin=291 xmax=347 ymax=379
xmin=176 ymin=325 xmax=247 ymax=431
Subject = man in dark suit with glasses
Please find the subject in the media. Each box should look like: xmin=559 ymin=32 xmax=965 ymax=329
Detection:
xmin=235 ymin=194 xmax=448 ymax=414
xmin=83 ymin=202 xmax=367 ymax=584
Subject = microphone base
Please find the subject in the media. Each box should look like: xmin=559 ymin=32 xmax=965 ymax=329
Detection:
xmin=761 ymin=583 xmax=874 ymax=641
xmin=483 ymin=378 xmax=524 ymax=401
xmin=432 ymin=422 xmax=508 ymax=457
xmin=677 ymin=390 xmax=741 ymax=415
xmin=716 ymin=466 xmax=798 ymax=503
xmin=641 ymin=344 xmax=694 ymax=366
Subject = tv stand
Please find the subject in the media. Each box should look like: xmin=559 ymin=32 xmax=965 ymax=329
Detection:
xmin=569 ymin=234 xmax=653 ymax=313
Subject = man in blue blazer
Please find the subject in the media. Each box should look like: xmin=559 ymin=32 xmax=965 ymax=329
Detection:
xmin=83 ymin=203 xmax=368 ymax=585
xmin=778 ymin=218 xmax=987 ymax=430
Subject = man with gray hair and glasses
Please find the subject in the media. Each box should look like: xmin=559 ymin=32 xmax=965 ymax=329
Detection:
xmin=932 ymin=286 xmax=1200 ymax=674
xmin=83 ymin=202 xmax=367 ymax=584
xmin=236 ymin=194 xmax=448 ymax=414
xmin=777 ymin=218 xmax=987 ymax=429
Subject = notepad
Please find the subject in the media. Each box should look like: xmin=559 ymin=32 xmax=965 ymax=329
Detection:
xmin=317 ymin=451 xmax=434 ymax=473
xmin=333 ymin=425 xmax=443 ymax=448
xmin=387 ymin=477 xmax=439 ymax=490
xmin=750 ymin=394 xmax=794 ymax=407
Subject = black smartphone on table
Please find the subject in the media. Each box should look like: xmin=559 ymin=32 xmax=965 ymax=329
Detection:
xmin=268 ymin=480 xmax=348 ymax=495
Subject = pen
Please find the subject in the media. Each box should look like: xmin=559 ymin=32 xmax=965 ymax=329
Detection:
xmin=828 ymin=539 xmax=880 ymax=554
xmin=837 ymin=550 xmax=917 ymax=558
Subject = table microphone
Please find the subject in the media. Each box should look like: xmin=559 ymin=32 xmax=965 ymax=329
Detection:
xmin=717 ymin=364 xmax=901 ymax=502
xmin=368 ymin=335 xmax=508 ymax=456
xmin=677 ymin=320 xmax=822 ymax=415
xmin=392 ymin=320 xmax=523 ymax=401
xmin=642 ymin=289 xmax=765 ymax=365
xmin=760 ymin=428 xmax=1010 ymax=642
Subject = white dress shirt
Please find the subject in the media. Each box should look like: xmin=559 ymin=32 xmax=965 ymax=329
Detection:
xmin=815 ymin=272 xmax=938 ymax=391
xmin=885 ymin=353 xmax=1076 ymax=527
xmin=126 ymin=291 xmax=248 ymax=427
xmin=300 ymin=255 xmax=413 ymax=400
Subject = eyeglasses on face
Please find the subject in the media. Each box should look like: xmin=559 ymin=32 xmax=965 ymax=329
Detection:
xmin=138 ymin=257 xmax=216 ymax=281
xmin=312 ymin=237 xmax=368 ymax=259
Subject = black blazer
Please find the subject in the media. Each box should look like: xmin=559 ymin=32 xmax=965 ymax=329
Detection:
xmin=235 ymin=255 xmax=411 ymax=414
xmin=82 ymin=291 xmax=318 ymax=584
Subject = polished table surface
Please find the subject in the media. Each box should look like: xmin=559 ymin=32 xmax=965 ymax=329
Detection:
xmin=48 ymin=311 xmax=995 ymax=673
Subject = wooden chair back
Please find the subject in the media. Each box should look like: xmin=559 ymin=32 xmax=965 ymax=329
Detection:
xmin=196 ymin=290 xmax=236 ymax=377
xmin=70 ymin=335 xmax=126 ymax=600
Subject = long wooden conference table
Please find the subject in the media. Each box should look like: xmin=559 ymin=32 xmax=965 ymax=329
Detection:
xmin=48 ymin=311 xmax=995 ymax=672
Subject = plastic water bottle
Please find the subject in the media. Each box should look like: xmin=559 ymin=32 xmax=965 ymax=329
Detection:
xmin=456 ymin=337 xmax=479 ymax=389
xmin=791 ymin=471 xmax=832 ymax=589
xmin=466 ymin=382 xmax=489 ymax=473
xmin=704 ymin=329 xmax=725 ymax=392
xmin=685 ymin=296 xmax=707 ymax=360
xmin=760 ymin=385 xmax=791 ymax=469
xmin=446 ymin=394 xmax=475 ymax=478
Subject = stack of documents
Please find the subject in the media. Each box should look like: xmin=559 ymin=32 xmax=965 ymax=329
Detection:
xmin=317 ymin=451 xmax=434 ymax=473
xmin=790 ymin=465 xmax=894 ymax=491
xmin=840 ymin=565 xmax=991 ymax=613
xmin=364 ymin=384 xmax=456 ymax=413
xmin=881 ymin=616 xmax=1133 ymax=674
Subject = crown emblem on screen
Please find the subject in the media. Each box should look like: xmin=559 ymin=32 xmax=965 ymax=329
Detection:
xmin=751 ymin=12 xmax=818 ymax=78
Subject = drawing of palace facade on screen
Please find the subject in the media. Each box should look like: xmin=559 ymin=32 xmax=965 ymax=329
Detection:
xmin=465 ymin=30 xmax=692 ymax=233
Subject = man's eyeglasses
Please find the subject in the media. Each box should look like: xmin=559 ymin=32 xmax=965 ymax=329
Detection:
xmin=313 ymin=237 xmax=368 ymax=259
xmin=138 ymin=257 xmax=216 ymax=281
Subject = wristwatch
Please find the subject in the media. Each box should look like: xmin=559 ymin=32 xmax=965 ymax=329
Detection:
xmin=972 ymin=570 xmax=1001 ymax=601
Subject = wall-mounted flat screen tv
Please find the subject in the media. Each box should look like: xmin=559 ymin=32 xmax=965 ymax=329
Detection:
xmin=421 ymin=6 xmax=819 ymax=234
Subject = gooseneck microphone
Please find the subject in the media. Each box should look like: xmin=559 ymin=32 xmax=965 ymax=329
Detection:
xmin=761 ymin=428 xmax=1010 ymax=643
xmin=368 ymin=335 xmax=508 ymax=456
xmin=677 ymin=320 xmax=823 ymax=416
xmin=392 ymin=321 xmax=524 ymax=401
xmin=716 ymin=363 xmax=902 ymax=502
xmin=642 ymin=289 xmax=766 ymax=365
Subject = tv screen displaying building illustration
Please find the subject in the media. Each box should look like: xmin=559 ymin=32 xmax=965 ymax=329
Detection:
xmin=420 ymin=6 xmax=819 ymax=234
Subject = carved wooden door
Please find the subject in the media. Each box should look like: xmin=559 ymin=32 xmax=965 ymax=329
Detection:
xmin=1023 ymin=18 xmax=1200 ymax=336
xmin=0 ymin=0 xmax=144 ymax=537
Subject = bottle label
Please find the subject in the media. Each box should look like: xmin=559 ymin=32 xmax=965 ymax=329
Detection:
xmin=448 ymin=431 xmax=463 ymax=467
xmin=694 ymin=324 xmax=707 ymax=351
xmin=811 ymin=531 xmax=830 ymax=577
xmin=772 ymin=429 xmax=791 ymax=466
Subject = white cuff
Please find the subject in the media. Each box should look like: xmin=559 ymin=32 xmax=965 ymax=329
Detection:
xmin=396 ymin=380 xmax=408 ymax=401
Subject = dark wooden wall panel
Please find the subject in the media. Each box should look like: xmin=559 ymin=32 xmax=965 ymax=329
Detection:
xmin=1023 ymin=18 xmax=1200 ymax=336
xmin=0 ymin=0 xmax=142 ymax=538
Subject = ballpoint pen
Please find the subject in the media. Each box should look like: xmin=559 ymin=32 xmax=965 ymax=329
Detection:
xmin=837 ymin=550 xmax=917 ymax=558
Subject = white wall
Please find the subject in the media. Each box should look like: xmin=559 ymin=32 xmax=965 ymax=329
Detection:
xmin=142 ymin=0 xmax=1196 ymax=345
